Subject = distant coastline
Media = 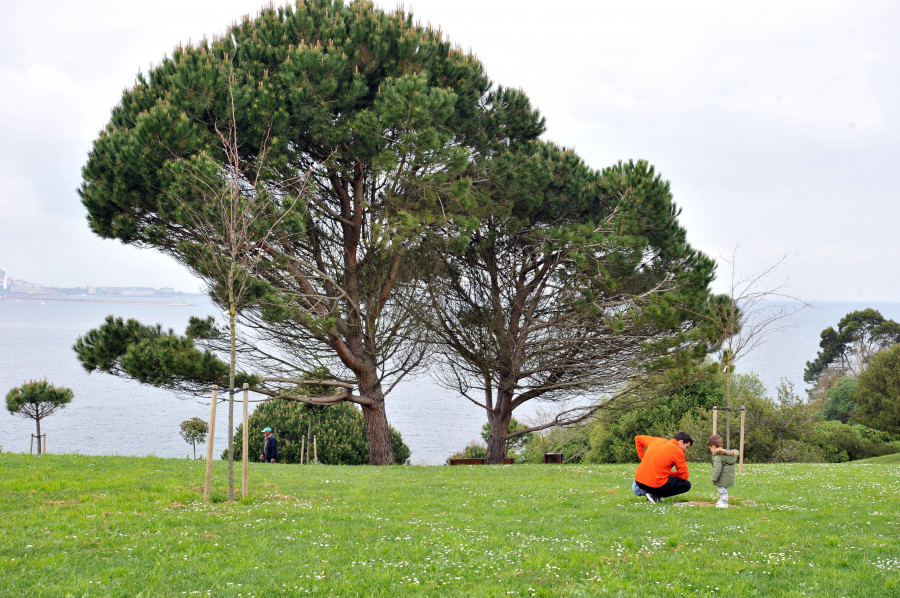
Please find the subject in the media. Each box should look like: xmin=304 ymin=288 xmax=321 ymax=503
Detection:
xmin=0 ymin=295 xmax=195 ymax=306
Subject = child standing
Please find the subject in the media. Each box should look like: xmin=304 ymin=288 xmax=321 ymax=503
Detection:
xmin=707 ymin=434 xmax=738 ymax=508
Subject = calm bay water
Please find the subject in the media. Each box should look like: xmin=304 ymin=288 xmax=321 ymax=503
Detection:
xmin=1 ymin=296 xmax=898 ymax=464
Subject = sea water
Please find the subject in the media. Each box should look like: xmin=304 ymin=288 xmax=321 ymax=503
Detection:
xmin=1 ymin=296 xmax=897 ymax=464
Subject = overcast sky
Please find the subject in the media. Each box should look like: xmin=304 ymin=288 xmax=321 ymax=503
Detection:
xmin=2 ymin=0 xmax=898 ymax=301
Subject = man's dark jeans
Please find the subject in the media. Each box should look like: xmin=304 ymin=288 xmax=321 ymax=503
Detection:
xmin=635 ymin=476 xmax=691 ymax=498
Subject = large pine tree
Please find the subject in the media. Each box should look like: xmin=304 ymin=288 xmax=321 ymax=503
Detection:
xmin=79 ymin=0 xmax=543 ymax=463
xmin=422 ymin=143 xmax=718 ymax=463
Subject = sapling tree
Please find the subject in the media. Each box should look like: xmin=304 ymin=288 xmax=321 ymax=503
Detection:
xmin=180 ymin=417 xmax=209 ymax=459
xmin=170 ymin=57 xmax=310 ymax=499
xmin=5 ymin=380 xmax=73 ymax=455
xmin=696 ymin=246 xmax=809 ymax=448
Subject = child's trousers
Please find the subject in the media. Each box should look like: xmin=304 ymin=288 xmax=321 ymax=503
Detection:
xmin=716 ymin=486 xmax=729 ymax=507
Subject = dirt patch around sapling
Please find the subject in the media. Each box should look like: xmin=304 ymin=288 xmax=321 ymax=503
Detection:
xmin=676 ymin=500 xmax=735 ymax=508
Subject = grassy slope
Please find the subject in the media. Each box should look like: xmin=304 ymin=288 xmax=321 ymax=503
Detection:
xmin=0 ymin=454 xmax=897 ymax=597
xmin=853 ymin=452 xmax=900 ymax=464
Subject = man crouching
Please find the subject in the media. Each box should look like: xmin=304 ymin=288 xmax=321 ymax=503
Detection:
xmin=633 ymin=432 xmax=693 ymax=504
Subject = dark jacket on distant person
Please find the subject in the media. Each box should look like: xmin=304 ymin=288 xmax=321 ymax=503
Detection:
xmin=263 ymin=434 xmax=279 ymax=463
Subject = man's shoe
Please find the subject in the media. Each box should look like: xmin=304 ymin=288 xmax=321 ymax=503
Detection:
xmin=646 ymin=493 xmax=658 ymax=504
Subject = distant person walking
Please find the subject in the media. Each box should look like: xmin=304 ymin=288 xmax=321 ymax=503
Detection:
xmin=707 ymin=434 xmax=738 ymax=508
xmin=260 ymin=427 xmax=279 ymax=463
xmin=634 ymin=432 xmax=693 ymax=504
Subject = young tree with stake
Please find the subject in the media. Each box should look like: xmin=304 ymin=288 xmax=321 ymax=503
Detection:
xmin=6 ymin=380 xmax=73 ymax=455
xmin=697 ymin=247 xmax=809 ymax=448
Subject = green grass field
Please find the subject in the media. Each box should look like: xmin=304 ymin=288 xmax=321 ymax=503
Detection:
xmin=0 ymin=454 xmax=897 ymax=597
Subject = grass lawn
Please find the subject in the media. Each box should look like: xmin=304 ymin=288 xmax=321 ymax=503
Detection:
xmin=855 ymin=452 xmax=900 ymax=464
xmin=0 ymin=454 xmax=897 ymax=597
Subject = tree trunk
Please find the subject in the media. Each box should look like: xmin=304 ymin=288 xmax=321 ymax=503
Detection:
xmin=357 ymin=372 xmax=395 ymax=465
xmin=725 ymin=368 xmax=732 ymax=450
xmin=227 ymin=305 xmax=236 ymax=501
xmin=485 ymin=395 xmax=513 ymax=464
xmin=35 ymin=417 xmax=42 ymax=455
xmin=724 ymin=346 xmax=734 ymax=450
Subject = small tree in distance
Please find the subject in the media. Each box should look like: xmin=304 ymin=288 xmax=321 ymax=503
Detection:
xmin=5 ymin=380 xmax=73 ymax=455
xmin=180 ymin=417 xmax=209 ymax=459
xmin=804 ymin=309 xmax=900 ymax=385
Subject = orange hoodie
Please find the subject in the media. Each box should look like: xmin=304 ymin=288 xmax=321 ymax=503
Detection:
xmin=634 ymin=435 xmax=689 ymax=488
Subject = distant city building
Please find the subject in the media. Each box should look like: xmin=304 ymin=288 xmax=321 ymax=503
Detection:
xmin=0 ymin=274 xmax=182 ymax=299
xmin=9 ymin=279 xmax=45 ymax=293
xmin=96 ymin=286 xmax=157 ymax=297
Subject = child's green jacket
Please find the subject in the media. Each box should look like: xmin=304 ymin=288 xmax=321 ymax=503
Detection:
xmin=711 ymin=448 xmax=739 ymax=488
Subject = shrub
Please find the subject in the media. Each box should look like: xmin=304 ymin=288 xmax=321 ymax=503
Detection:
xmin=229 ymin=400 xmax=410 ymax=465
xmin=449 ymin=417 xmax=535 ymax=463
xmin=446 ymin=442 xmax=487 ymax=463
xmin=520 ymin=424 xmax=592 ymax=463
xmin=590 ymin=372 xmax=828 ymax=464
xmin=809 ymin=420 xmax=900 ymax=462
xmin=768 ymin=439 xmax=823 ymax=463
xmin=821 ymin=376 xmax=859 ymax=423
xmin=854 ymin=344 xmax=900 ymax=435
xmin=524 ymin=371 xmax=888 ymax=465
xmin=731 ymin=379 xmax=820 ymax=463
xmin=586 ymin=373 xmax=724 ymax=463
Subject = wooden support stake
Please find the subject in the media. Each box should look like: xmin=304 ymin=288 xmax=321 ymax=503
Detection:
xmin=306 ymin=418 xmax=312 ymax=464
xmin=30 ymin=435 xmax=34 ymax=455
xmin=739 ymin=404 xmax=746 ymax=474
xmin=241 ymin=383 xmax=249 ymax=498
xmin=300 ymin=436 xmax=305 ymax=465
xmin=203 ymin=387 xmax=219 ymax=502
xmin=712 ymin=406 xmax=718 ymax=436
xmin=313 ymin=436 xmax=317 ymax=464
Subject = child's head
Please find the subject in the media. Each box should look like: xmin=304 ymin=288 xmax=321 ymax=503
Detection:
xmin=707 ymin=434 xmax=723 ymax=450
